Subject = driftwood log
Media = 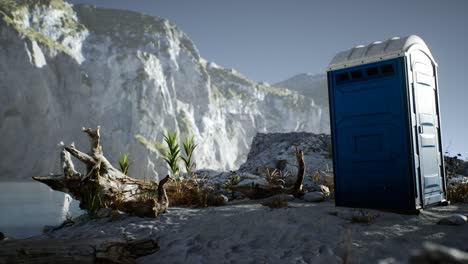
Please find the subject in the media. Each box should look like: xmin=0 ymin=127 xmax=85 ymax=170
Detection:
xmin=33 ymin=126 xmax=169 ymax=217
xmin=232 ymin=146 xmax=306 ymax=199
xmin=0 ymin=237 xmax=158 ymax=264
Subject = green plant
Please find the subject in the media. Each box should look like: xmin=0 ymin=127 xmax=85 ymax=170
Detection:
xmin=81 ymin=179 xmax=103 ymax=218
xmin=224 ymin=175 xmax=241 ymax=188
xmin=181 ymin=135 xmax=197 ymax=175
xmin=162 ymin=130 xmax=181 ymax=177
xmin=118 ymin=153 xmax=131 ymax=175
xmin=223 ymin=175 xmax=241 ymax=200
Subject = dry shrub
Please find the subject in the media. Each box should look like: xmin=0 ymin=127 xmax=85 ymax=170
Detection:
xmin=444 ymin=155 xmax=468 ymax=203
xmin=351 ymin=210 xmax=377 ymax=223
xmin=447 ymin=183 xmax=468 ymax=203
xmin=265 ymin=168 xmax=288 ymax=188
xmin=166 ymin=177 xmax=203 ymax=206
xmin=444 ymin=155 xmax=465 ymax=177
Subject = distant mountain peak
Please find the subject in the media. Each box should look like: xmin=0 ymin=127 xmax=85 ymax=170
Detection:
xmin=274 ymin=73 xmax=328 ymax=107
xmin=0 ymin=1 xmax=329 ymax=180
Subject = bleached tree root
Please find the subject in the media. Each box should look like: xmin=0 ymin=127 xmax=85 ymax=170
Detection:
xmin=33 ymin=126 xmax=169 ymax=217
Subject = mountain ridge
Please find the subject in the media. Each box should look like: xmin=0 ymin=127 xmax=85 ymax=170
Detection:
xmin=0 ymin=0 xmax=329 ymax=180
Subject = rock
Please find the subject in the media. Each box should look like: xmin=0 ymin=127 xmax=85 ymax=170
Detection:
xmin=437 ymin=214 xmax=467 ymax=226
xmin=200 ymin=188 xmax=229 ymax=206
xmin=319 ymin=184 xmax=330 ymax=194
xmin=232 ymin=191 xmax=246 ymax=200
xmin=237 ymin=133 xmax=332 ymax=189
xmin=256 ymin=166 xmax=277 ymax=177
xmin=410 ymin=242 xmax=468 ymax=264
xmin=236 ymin=173 xmax=269 ymax=189
xmin=306 ymin=183 xmax=330 ymax=195
xmin=73 ymin=214 xmax=91 ymax=225
xmin=96 ymin=208 xmax=113 ymax=218
xmin=303 ymin=191 xmax=325 ymax=202
xmin=275 ymin=160 xmax=288 ymax=171
xmin=215 ymin=194 xmax=229 ymax=206
xmin=196 ymin=170 xmax=232 ymax=186
xmin=0 ymin=2 xmax=328 ymax=182
xmin=0 ymin=232 xmax=5 ymax=241
xmin=110 ymin=210 xmax=127 ymax=221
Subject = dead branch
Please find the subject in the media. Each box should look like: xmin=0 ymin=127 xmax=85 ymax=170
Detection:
xmin=33 ymin=126 xmax=169 ymax=217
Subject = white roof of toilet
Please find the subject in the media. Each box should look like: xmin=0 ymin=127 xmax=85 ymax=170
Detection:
xmin=328 ymin=35 xmax=435 ymax=71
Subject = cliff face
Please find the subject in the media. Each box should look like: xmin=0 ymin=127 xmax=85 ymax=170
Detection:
xmin=0 ymin=0 xmax=329 ymax=181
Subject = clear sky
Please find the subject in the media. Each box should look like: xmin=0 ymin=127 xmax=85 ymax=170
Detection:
xmin=68 ymin=0 xmax=468 ymax=158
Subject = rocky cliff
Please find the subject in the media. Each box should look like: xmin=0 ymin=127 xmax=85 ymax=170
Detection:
xmin=0 ymin=0 xmax=329 ymax=181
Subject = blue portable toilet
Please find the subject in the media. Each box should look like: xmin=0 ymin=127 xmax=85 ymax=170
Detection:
xmin=327 ymin=35 xmax=447 ymax=211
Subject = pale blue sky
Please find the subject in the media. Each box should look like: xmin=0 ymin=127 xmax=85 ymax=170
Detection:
xmin=69 ymin=0 xmax=468 ymax=157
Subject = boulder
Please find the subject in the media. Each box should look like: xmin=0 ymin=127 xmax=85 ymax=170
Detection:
xmin=96 ymin=208 xmax=113 ymax=219
xmin=410 ymin=242 xmax=468 ymax=264
xmin=306 ymin=183 xmax=330 ymax=195
xmin=437 ymin=214 xmax=467 ymax=226
xmin=303 ymin=192 xmax=325 ymax=202
xmin=214 ymin=194 xmax=229 ymax=206
xmin=110 ymin=210 xmax=127 ymax=222
xmin=238 ymin=133 xmax=332 ymax=177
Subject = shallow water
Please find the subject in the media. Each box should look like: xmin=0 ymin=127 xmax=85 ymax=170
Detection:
xmin=0 ymin=181 xmax=82 ymax=238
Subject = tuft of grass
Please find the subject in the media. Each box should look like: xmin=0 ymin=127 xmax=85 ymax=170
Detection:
xmin=162 ymin=130 xmax=181 ymax=177
xmin=181 ymin=135 xmax=197 ymax=176
xmin=81 ymin=178 xmax=103 ymax=218
xmin=166 ymin=177 xmax=202 ymax=206
xmin=351 ymin=210 xmax=377 ymax=224
xmin=224 ymin=175 xmax=241 ymax=188
xmin=118 ymin=153 xmax=131 ymax=175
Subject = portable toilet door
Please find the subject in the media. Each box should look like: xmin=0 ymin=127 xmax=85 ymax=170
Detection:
xmin=327 ymin=35 xmax=447 ymax=211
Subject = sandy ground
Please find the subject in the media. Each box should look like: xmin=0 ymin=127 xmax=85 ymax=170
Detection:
xmin=38 ymin=200 xmax=468 ymax=264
